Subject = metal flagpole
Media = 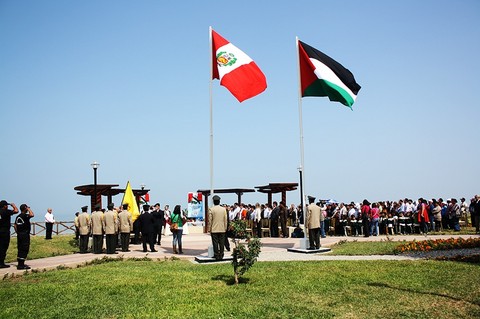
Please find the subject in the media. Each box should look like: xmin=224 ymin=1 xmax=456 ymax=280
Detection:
xmin=209 ymin=26 xmax=214 ymax=203
xmin=296 ymin=37 xmax=308 ymax=249
xmin=207 ymin=26 xmax=215 ymax=255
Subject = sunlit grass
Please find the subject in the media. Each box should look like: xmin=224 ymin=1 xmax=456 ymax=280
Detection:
xmin=1 ymin=259 xmax=479 ymax=319
xmin=328 ymin=240 xmax=400 ymax=255
xmin=5 ymin=235 xmax=77 ymax=262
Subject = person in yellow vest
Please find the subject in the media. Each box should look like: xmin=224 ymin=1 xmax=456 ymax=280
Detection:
xmin=76 ymin=206 xmax=91 ymax=253
xmin=90 ymin=204 xmax=104 ymax=254
xmin=74 ymin=212 xmax=80 ymax=241
xmin=208 ymin=195 xmax=228 ymax=260
xmin=103 ymin=203 xmax=118 ymax=254
xmin=118 ymin=203 xmax=133 ymax=252
xmin=306 ymin=196 xmax=321 ymax=250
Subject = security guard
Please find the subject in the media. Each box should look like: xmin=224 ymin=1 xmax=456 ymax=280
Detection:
xmin=118 ymin=204 xmax=133 ymax=252
xmin=0 ymin=200 xmax=18 ymax=268
xmin=76 ymin=206 xmax=91 ymax=253
xmin=306 ymin=196 xmax=321 ymax=250
xmin=103 ymin=203 xmax=118 ymax=254
xmin=90 ymin=204 xmax=105 ymax=254
xmin=208 ymin=195 xmax=228 ymax=260
xmin=14 ymin=204 xmax=34 ymax=270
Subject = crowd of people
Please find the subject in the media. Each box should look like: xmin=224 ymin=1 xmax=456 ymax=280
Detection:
xmin=1 ymin=194 xmax=479 ymax=268
xmin=318 ymin=196 xmax=480 ymax=237
xmin=217 ymin=195 xmax=480 ymax=238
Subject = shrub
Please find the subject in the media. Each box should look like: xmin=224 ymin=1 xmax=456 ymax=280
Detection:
xmin=229 ymin=220 xmax=261 ymax=284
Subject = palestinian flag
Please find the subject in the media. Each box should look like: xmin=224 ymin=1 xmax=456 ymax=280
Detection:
xmin=211 ymin=29 xmax=267 ymax=102
xmin=298 ymin=40 xmax=361 ymax=108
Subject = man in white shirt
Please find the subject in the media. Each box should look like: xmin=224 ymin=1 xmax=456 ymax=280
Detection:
xmin=347 ymin=204 xmax=357 ymax=219
xmin=45 ymin=208 xmax=55 ymax=240
xmin=232 ymin=203 xmax=241 ymax=221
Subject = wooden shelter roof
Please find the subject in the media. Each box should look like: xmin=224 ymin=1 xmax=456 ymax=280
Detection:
xmin=74 ymin=184 xmax=150 ymax=197
xmin=255 ymin=183 xmax=298 ymax=193
xmin=197 ymin=188 xmax=256 ymax=196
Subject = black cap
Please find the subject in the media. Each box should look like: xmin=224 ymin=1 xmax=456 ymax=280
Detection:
xmin=212 ymin=195 xmax=221 ymax=201
xmin=308 ymin=196 xmax=315 ymax=203
xmin=143 ymin=204 xmax=150 ymax=210
xmin=81 ymin=206 xmax=88 ymax=212
xmin=122 ymin=203 xmax=129 ymax=209
xmin=107 ymin=203 xmax=115 ymax=209
xmin=20 ymin=204 xmax=28 ymax=212
xmin=95 ymin=204 xmax=101 ymax=210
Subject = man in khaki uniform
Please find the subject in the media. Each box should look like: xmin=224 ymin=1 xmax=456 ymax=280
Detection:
xmin=76 ymin=206 xmax=91 ymax=253
xmin=90 ymin=204 xmax=104 ymax=254
xmin=118 ymin=203 xmax=133 ymax=252
xmin=306 ymin=196 xmax=321 ymax=250
xmin=208 ymin=195 xmax=228 ymax=260
xmin=103 ymin=203 xmax=118 ymax=254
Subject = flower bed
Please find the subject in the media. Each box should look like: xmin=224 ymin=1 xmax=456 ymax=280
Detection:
xmin=393 ymin=237 xmax=480 ymax=254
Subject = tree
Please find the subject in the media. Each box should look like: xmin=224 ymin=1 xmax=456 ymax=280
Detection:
xmin=229 ymin=220 xmax=262 ymax=285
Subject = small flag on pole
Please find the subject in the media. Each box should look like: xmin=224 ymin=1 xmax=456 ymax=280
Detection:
xmin=211 ymin=28 xmax=267 ymax=102
xmin=298 ymin=40 xmax=361 ymax=108
xmin=121 ymin=181 xmax=140 ymax=223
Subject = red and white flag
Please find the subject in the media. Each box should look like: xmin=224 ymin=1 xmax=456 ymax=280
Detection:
xmin=211 ymin=29 xmax=267 ymax=102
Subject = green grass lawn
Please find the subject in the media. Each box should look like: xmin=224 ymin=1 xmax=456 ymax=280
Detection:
xmin=328 ymin=239 xmax=400 ymax=255
xmin=5 ymin=235 xmax=78 ymax=262
xmin=1 ymin=259 xmax=479 ymax=319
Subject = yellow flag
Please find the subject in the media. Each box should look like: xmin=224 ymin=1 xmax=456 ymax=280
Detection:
xmin=121 ymin=181 xmax=140 ymax=222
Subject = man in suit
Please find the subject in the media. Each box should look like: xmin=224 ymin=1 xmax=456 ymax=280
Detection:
xmin=270 ymin=201 xmax=279 ymax=237
xmin=90 ymin=204 xmax=104 ymax=254
xmin=103 ymin=203 xmax=118 ymax=254
xmin=279 ymin=201 xmax=289 ymax=238
xmin=76 ymin=206 xmax=90 ymax=253
xmin=118 ymin=203 xmax=133 ymax=252
xmin=138 ymin=204 xmax=156 ymax=252
xmin=151 ymin=203 xmax=165 ymax=245
xmin=208 ymin=195 xmax=228 ymax=260
xmin=306 ymin=196 xmax=321 ymax=250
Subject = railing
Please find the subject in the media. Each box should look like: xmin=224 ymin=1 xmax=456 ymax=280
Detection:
xmin=10 ymin=222 xmax=75 ymax=236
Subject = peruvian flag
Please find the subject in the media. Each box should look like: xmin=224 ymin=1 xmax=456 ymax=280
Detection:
xmin=211 ymin=29 xmax=267 ymax=102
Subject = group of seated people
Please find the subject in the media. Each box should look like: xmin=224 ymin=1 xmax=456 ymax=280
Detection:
xmin=326 ymin=197 xmax=470 ymax=236
xmin=220 ymin=196 xmax=474 ymax=238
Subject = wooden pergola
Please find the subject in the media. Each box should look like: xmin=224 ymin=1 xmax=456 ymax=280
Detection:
xmin=197 ymin=188 xmax=256 ymax=206
xmin=255 ymin=182 xmax=298 ymax=205
xmin=197 ymin=188 xmax=256 ymax=232
xmin=74 ymin=184 xmax=150 ymax=212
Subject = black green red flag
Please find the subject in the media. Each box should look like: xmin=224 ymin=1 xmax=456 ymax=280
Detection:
xmin=298 ymin=40 xmax=361 ymax=108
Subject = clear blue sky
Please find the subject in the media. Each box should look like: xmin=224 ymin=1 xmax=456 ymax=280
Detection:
xmin=1 ymin=0 xmax=479 ymax=221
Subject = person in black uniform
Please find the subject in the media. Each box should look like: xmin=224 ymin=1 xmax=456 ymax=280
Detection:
xmin=14 ymin=204 xmax=34 ymax=270
xmin=279 ymin=201 xmax=289 ymax=238
xmin=0 ymin=200 xmax=19 ymax=268
xmin=151 ymin=203 xmax=165 ymax=245
xmin=138 ymin=205 xmax=156 ymax=252
xmin=270 ymin=202 xmax=280 ymax=237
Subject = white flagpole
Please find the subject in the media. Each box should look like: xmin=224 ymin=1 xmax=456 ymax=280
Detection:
xmin=296 ymin=37 xmax=308 ymax=248
xmin=209 ymin=26 xmax=214 ymax=203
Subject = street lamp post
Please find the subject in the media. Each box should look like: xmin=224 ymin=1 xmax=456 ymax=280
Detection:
xmin=91 ymin=161 xmax=100 ymax=211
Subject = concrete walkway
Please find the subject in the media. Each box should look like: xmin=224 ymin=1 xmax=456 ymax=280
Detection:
xmin=1 ymin=233 xmax=479 ymax=277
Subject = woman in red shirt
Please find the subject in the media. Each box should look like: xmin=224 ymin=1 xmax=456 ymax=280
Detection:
xmin=370 ymin=203 xmax=380 ymax=236
xmin=417 ymin=198 xmax=430 ymax=234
